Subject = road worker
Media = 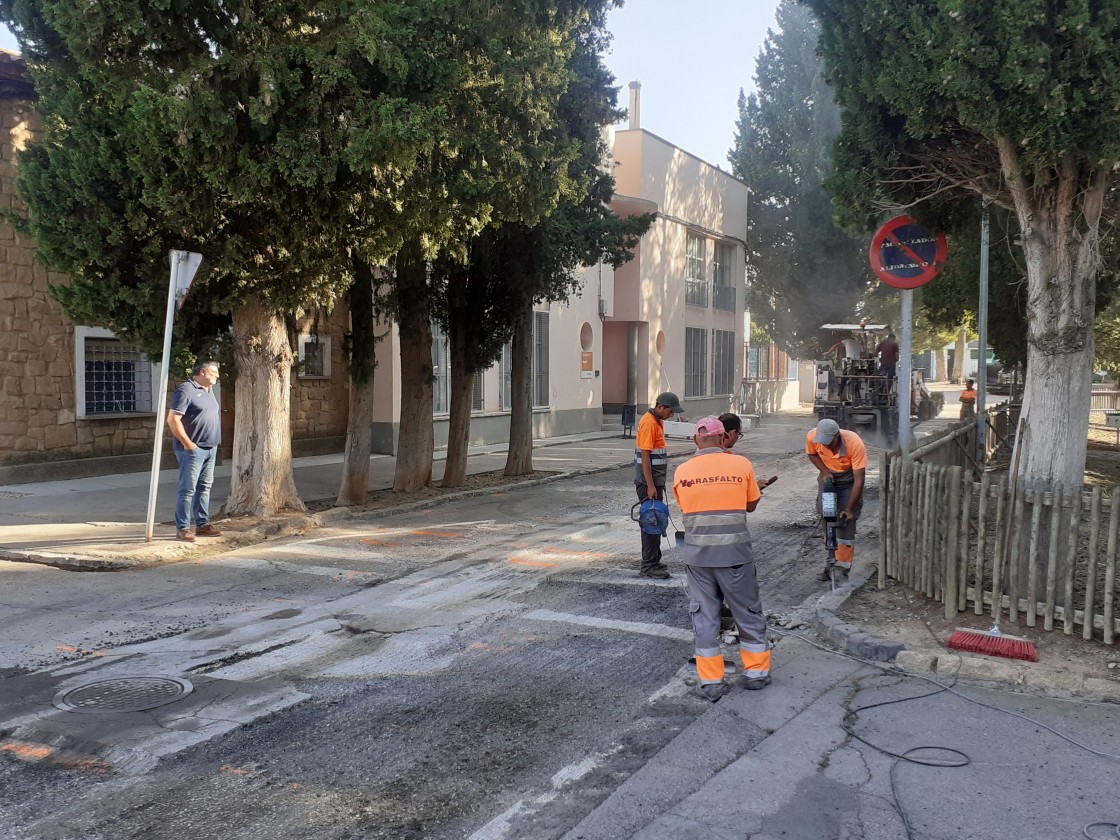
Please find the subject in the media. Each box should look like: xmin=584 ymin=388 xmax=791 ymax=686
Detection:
xmin=959 ymin=378 xmax=977 ymax=420
xmin=634 ymin=391 xmax=683 ymax=579
xmin=806 ymin=418 xmax=867 ymax=581
xmin=673 ymin=416 xmax=771 ymax=702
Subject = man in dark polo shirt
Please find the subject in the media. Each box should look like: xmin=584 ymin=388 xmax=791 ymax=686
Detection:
xmin=167 ymin=361 xmax=222 ymax=541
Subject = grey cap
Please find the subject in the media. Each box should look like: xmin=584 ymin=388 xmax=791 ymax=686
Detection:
xmin=655 ymin=391 xmax=683 ymax=413
xmin=814 ymin=418 xmax=840 ymax=444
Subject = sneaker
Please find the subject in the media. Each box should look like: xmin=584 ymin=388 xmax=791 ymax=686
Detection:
xmin=176 ymin=529 xmax=196 ymax=542
xmin=817 ymin=565 xmax=832 ymax=582
xmin=698 ymin=683 xmax=729 ymax=703
xmin=741 ymin=675 xmax=771 ymax=691
xmin=639 ymin=566 xmax=670 ymax=579
xmin=195 ymin=524 xmax=223 ymax=537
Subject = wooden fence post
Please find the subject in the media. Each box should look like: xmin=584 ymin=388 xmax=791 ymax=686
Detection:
xmin=1104 ymin=490 xmax=1119 ymax=645
xmin=944 ymin=466 xmax=962 ymax=619
xmin=958 ymin=468 xmax=973 ymax=612
xmin=1026 ymin=487 xmax=1044 ymax=628
xmin=1043 ymin=484 xmax=1063 ymax=632
xmin=1062 ymin=487 xmax=1082 ymax=635
xmin=1083 ymin=486 xmax=1103 ymax=641
xmin=879 ymin=451 xmax=889 ymax=590
xmin=975 ymin=472 xmax=991 ymax=615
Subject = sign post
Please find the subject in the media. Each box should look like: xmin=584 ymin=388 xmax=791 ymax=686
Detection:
xmin=870 ymin=216 xmax=948 ymax=451
xmin=145 ymin=250 xmax=203 ymax=542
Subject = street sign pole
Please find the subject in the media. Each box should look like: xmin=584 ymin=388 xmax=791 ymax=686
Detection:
xmin=975 ymin=199 xmax=991 ymax=469
xmin=899 ymin=289 xmax=913 ymax=451
xmin=145 ymin=250 xmax=203 ymax=543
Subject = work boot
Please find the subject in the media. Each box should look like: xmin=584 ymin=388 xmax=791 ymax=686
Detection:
xmin=176 ymin=529 xmax=196 ymax=542
xmin=817 ymin=565 xmax=832 ymax=582
xmin=639 ymin=565 xmax=670 ymax=579
xmin=741 ymin=675 xmax=772 ymax=691
xmin=195 ymin=523 xmax=223 ymax=537
xmin=698 ymin=683 xmax=728 ymax=703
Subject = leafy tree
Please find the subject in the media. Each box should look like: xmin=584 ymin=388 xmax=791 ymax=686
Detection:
xmin=804 ymin=0 xmax=1120 ymax=491
xmin=430 ymin=15 xmax=652 ymax=486
xmin=730 ymin=0 xmax=867 ymax=357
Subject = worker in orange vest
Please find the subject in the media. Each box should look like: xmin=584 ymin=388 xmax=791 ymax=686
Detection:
xmin=806 ymin=419 xmax=867 ymax=581
xmin=959 ymin=379 xmax=977 ymax=419
xmin=673 ymin=416 xmax=772 ymax=702
xmin=634 ymin=391 xmax=683 ymax=579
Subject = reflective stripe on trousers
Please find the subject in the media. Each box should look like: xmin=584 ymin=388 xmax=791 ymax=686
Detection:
xmin=685 ymin=564 xmax=770 ymax=684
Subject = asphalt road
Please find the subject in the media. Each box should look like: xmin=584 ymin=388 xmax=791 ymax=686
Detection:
xmin=3 ymin=425 xmax=1120 ymax=840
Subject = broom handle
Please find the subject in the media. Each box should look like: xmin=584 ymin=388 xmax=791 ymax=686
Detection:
xmin=996 ymin=410 xmax=1026 ymax=630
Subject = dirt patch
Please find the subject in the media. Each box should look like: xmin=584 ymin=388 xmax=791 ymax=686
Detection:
xmin=303 ymin=469 xmax=559 ymax=514
xmin=837 ymin=574 xmax=1120 ymax=680
xmin=1086 ymin=428 xmax=1120 ymax=487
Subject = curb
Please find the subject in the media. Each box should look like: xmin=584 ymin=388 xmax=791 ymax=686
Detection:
xmin=806 ymin=575 xmax=906 ymax=663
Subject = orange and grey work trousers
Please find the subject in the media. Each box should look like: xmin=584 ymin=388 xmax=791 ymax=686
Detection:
xmin=819 ymin=479 xmax=862 ymax=573
xmin=685 ymin=563 xmax=771 ymax=686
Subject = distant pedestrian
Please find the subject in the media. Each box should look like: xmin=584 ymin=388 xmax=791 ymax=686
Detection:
xmin=167 ymin=361 xmax=223 ymax=542
xmin=959 ymin=379 xmax=977 ymax=419
xmin=634 ymin=391 xmax=683 ymax=578
xmin=673 ymin=416 xmax=771 ymax=701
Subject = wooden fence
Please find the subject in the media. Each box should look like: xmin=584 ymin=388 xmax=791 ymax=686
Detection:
xmin=880 ymin=451 xmax=1120 ymax=643
xmin=904 ymin=404 xmax=1012 ymax=470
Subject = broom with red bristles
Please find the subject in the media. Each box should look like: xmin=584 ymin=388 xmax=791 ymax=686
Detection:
xmin=946 ymin=417 xmax=1040 ymax=663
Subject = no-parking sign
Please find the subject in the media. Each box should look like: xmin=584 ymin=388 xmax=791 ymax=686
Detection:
xmin=870 ymin=215 xmax=947 ymax=289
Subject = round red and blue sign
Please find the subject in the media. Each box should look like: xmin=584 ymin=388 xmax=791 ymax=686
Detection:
xmin=870 ymin=215 xmax=947 ymax=289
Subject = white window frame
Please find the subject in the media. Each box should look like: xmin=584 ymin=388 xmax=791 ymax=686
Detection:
xmin=74 ymin=326 xmax=159 ymax=419
xmin=685 ymin=234 xmax=708 ymax=307
xmin=500 ymin=342 xmax=513 ymax=410
xmin=712 ymin=243 xmax=736 ymax=312
xmin=297 ymin=334 xmax=332 ymax=379
xmin=432 ymin=323 xmax=451 ymax=415
xmin=684 ymin=327 xmax=708 ymax=398
xmin=532 ymin=310 xmax=550 ymax=408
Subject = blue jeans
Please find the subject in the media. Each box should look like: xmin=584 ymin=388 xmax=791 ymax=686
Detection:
xmin=175 ymin=446 xmax=216 ymax=531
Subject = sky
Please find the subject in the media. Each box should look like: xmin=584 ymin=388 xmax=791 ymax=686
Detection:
xmin=603 ymin=0 xmax=782 ymax=169
xmin=0 ymin=0 xmax=783 ymax=168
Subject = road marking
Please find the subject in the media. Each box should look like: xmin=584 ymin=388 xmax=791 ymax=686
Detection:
xmin=521 ymin=609 xmax=691 ymax=642
xmin=1 ymin=741 xmax=54 ymax=761
xmin=264 ymin=543 xmax=392 ymax=562
xmin=216 ymin=557 xmax=383 ymax=578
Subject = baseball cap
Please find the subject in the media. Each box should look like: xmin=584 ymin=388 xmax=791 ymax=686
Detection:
xmin=655 ymin=391 xmax=683 ymax=413
xmin=695 ymin=415 xmax=726 ymax=437
xmin=814 ymin=418 xmax=841 ymax=444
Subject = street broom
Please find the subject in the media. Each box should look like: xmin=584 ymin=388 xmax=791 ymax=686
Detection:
xmin=946 ymin=417 xmax=1039 ymax=662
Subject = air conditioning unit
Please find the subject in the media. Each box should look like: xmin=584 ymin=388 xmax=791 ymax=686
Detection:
xmin=598 ymin=298 xmax=608 ymax=316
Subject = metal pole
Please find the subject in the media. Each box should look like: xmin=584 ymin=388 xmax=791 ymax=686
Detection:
xmin=145 ymin=253 xmax=182 ymax=542
xmin=976 ymin=199 xmax=991 ymax=469
xmin=899 ymin=288 xmax=913 ymax=451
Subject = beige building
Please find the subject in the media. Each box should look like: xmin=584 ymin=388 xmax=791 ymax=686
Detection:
xmin=0 ymin=62 xmax=751 ymax=483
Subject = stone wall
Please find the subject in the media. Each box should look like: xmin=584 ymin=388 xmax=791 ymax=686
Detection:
xmin=289 ymin=306 xmax=350 ymax=443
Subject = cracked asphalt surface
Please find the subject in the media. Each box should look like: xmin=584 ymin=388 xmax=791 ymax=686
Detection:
xmin=3 ymin=419 xmax=1120 ymax=839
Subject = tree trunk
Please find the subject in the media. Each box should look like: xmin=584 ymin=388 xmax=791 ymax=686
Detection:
xmin=442 ymin=329 xmax=475 ymax=487
xmin=224 ymin=298 xmax=305 ymax=517
xmin=393 ymin=240 xmax=435 ymax=492
xmin=336 ymin=260 xmax=376 ymax=506
xmin=504 ymin=303 xmax=534 ymax=476
xmin=934 ymin=347 xmax=948 ymax=382
xmin=952 ymin=326 xmax=967 ymax=384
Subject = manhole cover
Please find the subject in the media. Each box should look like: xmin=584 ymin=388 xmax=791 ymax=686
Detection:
xmin=53 ymin=677 xmax=193 ymax=713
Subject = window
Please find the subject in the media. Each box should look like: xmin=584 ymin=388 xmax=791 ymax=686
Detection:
xmin=532 ymin=310 xmax=550 ymax=408
xmin=685 ymin=327 xmax=708 ymax=398
xmin=75 ymin=327 xmax=156 ymax=418
xmin=713 ymin=243 xmax=736 ymax=311
xmin=432 ymin=323 xmax=451 ymax=414
xmin=685 ymin=234 xmax=708 ymax=307
xmin=297 ymin=334 xmax=331 ymax=379
xmin=712 ymin=329 xmax=736 ymax=395
xmin=472 ymin=370 xmax=484 ymax=412
xmin=500 ymin=342 xmax=513 ymax=410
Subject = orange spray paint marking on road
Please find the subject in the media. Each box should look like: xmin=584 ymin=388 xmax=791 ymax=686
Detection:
xmin=221 ymin=764 xmax=251 ymax=776
xmin=361 ymin=539 xmax=402 ymax=547
xmin=509 ymin=556 xmax=559 ymax=568
xmin=2 ymin=742 xmax=55 ymax=761
xmin=410 ymin=530 xmax=465 ymax=538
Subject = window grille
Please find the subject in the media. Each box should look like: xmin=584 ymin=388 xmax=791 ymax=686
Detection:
xmin=297 ymin=334 xmax=331 ymax=378
xmin=712 ymin=243 xmax=736 ymax=311
xmin=500 ymin=342 xmax=513 ymax=410
xmin=684 ymin=327 xmax=708 ymax=398
xmin=432 ymin=323 xmax=451 ymax=415
xmin=532 ymin=311 xmax=550 ymax=408
xmin=685 ymin=234 xmax=708 ymax=307
xmin=82 ymin=337 xmax=154 ymax=415
xmin=712 ymin=329 xmax=736 ymax=395
xmin=472 ymin=370 xmax=484 ymax=412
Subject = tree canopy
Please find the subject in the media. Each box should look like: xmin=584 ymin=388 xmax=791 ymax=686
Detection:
xmin=730 ymin=0 xmax=867 ymax=357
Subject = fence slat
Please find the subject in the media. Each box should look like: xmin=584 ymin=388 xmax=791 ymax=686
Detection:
xmin=1026 ymin=488 xmax=1044 ymax=628
xmin=1044 ymin=485 xmax=1063 ymax=632
xmin=1084 ymin=486 xmax=1104 ymax=641
xmin=879 ymin=452 xmax=889 ymax=590
xmin=1105 ymin=490 xmax=1120 ymax=646
xmin=990 ymin=478 xmax=1006 ymax=622
xmin=1063 ymin=486 xmax=1082 ymax=635
xmin=1009 ymin=480 xmax=1025 ymax=625
xmin=975 ymin=472 xmax=991 ymax=615
xmin=958 ymin=470 xmax=973 ymax=613
xmin=923 ymin=467 xmax=937 ymax=599
xmin=945 ymin=466 xmax=962 ymax=619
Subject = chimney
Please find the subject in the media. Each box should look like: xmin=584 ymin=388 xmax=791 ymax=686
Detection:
xmin=628 ymin=80 xmax=641 ymax=130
